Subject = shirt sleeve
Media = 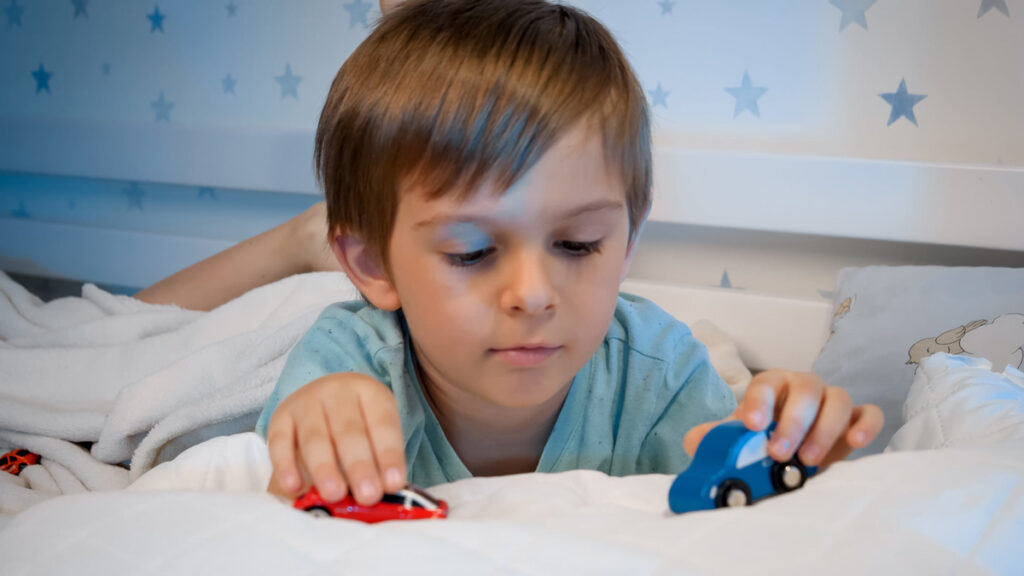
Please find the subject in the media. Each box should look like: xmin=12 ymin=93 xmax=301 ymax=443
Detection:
xmin=255 ymin=301 xmax=404 ymax=437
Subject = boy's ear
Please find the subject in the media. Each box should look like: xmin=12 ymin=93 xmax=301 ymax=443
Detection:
xmin=331 ymin=232 xmax=401 ymax=311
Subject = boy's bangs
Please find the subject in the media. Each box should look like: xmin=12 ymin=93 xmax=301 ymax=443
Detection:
xmin=385 ymin=1 xmax=646 ymax=206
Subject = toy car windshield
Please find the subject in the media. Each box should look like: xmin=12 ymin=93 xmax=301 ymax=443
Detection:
xmin=403 ymin=484 xmax=442 ymax=508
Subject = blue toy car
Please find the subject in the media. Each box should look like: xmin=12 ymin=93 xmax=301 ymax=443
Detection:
xmin=668 ymin=420 xmax=817 ymax=514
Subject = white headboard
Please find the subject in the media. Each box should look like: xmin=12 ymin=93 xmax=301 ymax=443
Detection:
xmin=621 ymin=279 xmax=832 ymax=373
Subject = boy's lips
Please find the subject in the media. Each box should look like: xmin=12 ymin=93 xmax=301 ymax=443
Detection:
xmin=490 ymin=345 xmax=562 ymax=367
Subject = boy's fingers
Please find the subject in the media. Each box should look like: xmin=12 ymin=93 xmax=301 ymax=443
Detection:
xmin=683 ymin=416 xmax=738 ymax=456
xmin=361 ymin=389 xmax=407 ymax=493
xmin=796 ymin=386 xmax=851 ymax=466
xmin=736 ymin=383 xmax=775 ymax=431
xmin=266 ymin=413 xmax=302 ymax=496
xmin=765 ymin=371 xmax=826 ymax=461
xmin=297 ymin=408 xmax=349 ymax=503
xmin=685 ymin=379 xmax=779 ymax=456
xmin=682 ymin=420 xmax=715 ymax=456
xmin=327 ymin=404 xmax=382 ymax=506
xmin=846 ymin=403 xmax=885 ymax=450
xmin=819 ymin=403 xmax=886 ymax=468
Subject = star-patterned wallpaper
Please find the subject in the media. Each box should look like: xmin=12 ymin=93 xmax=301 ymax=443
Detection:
xmin=0 ymin=0 xmax=1021 ymax=293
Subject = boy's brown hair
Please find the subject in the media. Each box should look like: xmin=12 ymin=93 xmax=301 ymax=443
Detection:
xmin=314 ymin=0 xmax=651 ymax=270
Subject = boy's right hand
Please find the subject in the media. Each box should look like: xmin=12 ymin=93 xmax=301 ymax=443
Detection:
xmin=266 ymin=372 xmax=407 ymax=506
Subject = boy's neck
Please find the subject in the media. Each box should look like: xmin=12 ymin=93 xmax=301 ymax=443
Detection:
xmin=414 ymin=359 xmax=570 ymax=477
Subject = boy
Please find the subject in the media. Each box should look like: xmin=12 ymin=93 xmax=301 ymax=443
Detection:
xmin=140 ymin=0 xmax=882 ymax=507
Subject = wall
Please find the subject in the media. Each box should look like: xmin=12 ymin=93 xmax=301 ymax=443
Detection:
xmin=1 ymin=0 xmax=1021 ymax=296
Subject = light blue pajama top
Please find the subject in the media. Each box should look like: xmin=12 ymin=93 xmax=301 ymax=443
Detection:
xmin=257 ymin=293 xmax=736 ymax=487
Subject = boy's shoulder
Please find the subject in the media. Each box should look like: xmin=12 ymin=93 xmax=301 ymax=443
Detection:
xmin=610 ymin=292 xmax=696 ymax=354
xmin=306 ymin=299 xmax=406 ymax=353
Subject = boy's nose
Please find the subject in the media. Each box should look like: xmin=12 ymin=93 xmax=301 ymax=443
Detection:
xmin=500 ymin=250 xmax=559 ymax=315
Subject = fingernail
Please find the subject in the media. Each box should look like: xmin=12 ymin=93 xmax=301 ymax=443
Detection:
xmin=852 ymin=431 xmax=867 ymax=446
xmin=386 ymin=468 xmax=404 ymax=488
xmin=323 ymin=479 xmax=342 ymax=500
xmin=801 ymin=445 xmax=820 ymax=464
xmin=773 ymin=437 xmax=791 ymax=455
xmin=748 ymin=410 xmax=764 ymax=428
xmin=281 ymin=473 xmax=299 ymax=491
xmin=358 ymin=480 xmax=376 ymax=501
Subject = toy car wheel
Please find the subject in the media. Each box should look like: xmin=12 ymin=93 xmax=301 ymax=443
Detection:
xmin=305 ymin=506 xmax=331 ymax=518
xmin=770 ymin=459 xmax=808 ymax=493
xmin=714 ymin=479 xmax=752 ymax=508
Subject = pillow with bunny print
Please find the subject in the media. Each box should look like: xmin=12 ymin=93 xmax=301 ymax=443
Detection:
xmin=812 ymin=266 xmax=1024 ymax=456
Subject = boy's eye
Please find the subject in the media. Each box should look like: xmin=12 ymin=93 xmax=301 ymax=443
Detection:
xmin=557 ymin=240 xmax=602 ymax=256
xmin=444 ymin=247 xmax=494 ymax=267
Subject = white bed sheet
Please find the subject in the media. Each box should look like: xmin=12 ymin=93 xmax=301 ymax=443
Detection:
xmin=0 ymin=353 xmax=1021 ymax=575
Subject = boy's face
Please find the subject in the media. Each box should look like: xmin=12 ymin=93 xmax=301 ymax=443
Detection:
xmin=385 ymin=121 xmax=634 ymax=412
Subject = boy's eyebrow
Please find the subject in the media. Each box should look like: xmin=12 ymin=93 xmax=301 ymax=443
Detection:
xmin=415 ymin=199 xmax=624 ymax=229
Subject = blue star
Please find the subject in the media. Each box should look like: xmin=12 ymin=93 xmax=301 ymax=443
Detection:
xmin=71 ymin=0 xmax=88 ymax=19
xmin=102 ymin=62 xmax=110 ymax=75
xmin=829 ymin=0 xmax=876 ymax=31
xmin=32 ymin=65 xmax=52 ymax=94
xmin=123 ymin=183 xmax=145 ymax=211
xmin=198 ymin=187 xmax=217 ymax=199
xmin=148 ymin=5 xmax=165 ymax=32
xmin=977 ymin=0 xmax=1010 ymax=18
xmin=658 ymin=0 xmax=675 ymax=16
xmin=725 ymin=70 xmax=767 ymax=118
xmin=648 ymin=83 xmax=670 ymax=109
xmin=5 ymin=0 xmax=23 ymax=28
xmin=275 ymin=64 xmax=302 ymax=100
xmin=879 ymin=78 xmax=926 ymax=126
xmin=226 ymin=2 xmax=236 ymax=17
xmin=343 ymin=0 xmax=372 ymax=28
xmin=11 ymin=202 xmax=30 ymax=219
xmin=720 ymin=270 xmax=733 ymax=289
xmin=151 ymin=92 xmax=173 ymax=122
xmin=222 ymin=74 xmax=236 ymax=94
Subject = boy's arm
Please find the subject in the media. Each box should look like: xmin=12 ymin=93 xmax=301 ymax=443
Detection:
xmin=134 ymin=202 xmax=341 ymax=311
xmin=261 ymin=303 xmax=408 ymax=505
xmin=138 ymin=0 xmax=405 ymax=311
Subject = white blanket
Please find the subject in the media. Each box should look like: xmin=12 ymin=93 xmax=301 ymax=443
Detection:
xmin=1 ymin=353 xmax=1021 ymax=575
xmin=0 ymin=270 xmax=359 ymax=514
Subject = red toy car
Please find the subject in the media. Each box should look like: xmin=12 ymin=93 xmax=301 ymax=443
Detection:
xmin=294 ymin=484 xmax=449 ymax=523
xmin=0 ymin=449 xmax=40 ymax=475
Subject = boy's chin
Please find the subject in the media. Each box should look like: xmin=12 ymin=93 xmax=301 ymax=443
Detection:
xmin=480 ymin=375 xmax=574 ymax=409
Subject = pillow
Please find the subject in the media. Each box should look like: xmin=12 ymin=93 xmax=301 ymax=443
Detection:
xmin=812 ymin=266 xmax=1024 ymax=456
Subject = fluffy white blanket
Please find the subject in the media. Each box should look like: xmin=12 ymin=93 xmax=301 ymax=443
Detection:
xmin=0 ymin=271 xmax=358 ymax=514
xmin=1 ymin=348 xmax=1022 ymax=574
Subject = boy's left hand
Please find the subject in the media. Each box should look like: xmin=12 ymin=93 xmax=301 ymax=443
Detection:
xmin=683 ymin=370 xmax=884 ymax=469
